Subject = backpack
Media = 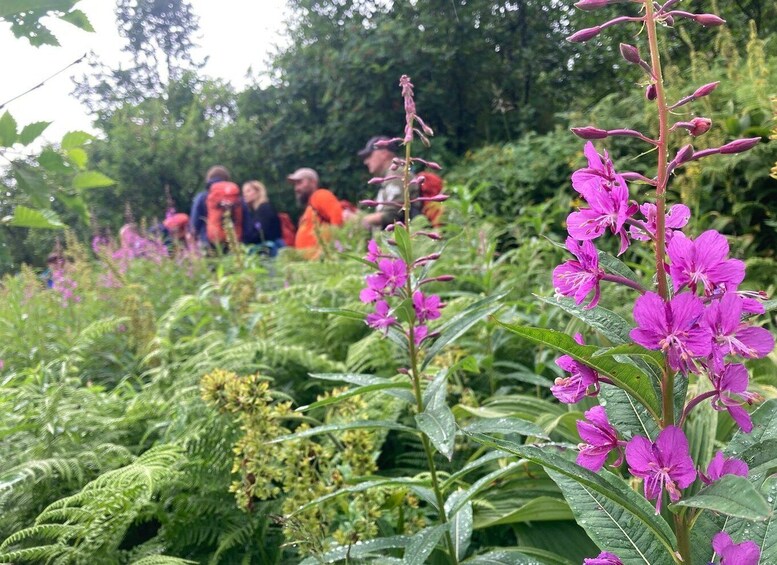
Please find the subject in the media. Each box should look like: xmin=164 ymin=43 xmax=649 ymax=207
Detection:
xmin=278 ymin=212 xmax=296 ymax=247
xmin=416 ymin=172 xmax=444 ymax=227
xmin=206 ymin=181 xmax=243 ymax=244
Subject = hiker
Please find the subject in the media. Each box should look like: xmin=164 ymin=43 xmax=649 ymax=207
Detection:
xmin=287 ymin=167 xmax=343 ymax=258
xmin=241 ymin=180 xmax=283 ymax=256
xmin=189 ymin=165 xmax=244 ymax=247
xmin=357 ymin=136 xmax=420 ymax=229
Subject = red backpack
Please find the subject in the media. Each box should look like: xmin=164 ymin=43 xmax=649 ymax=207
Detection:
xmin=416 ymin=172 xmax=444 ymax=227
xmin=278 ymin=212 xmax=296 ymax=247
xmin=206 ymin=181 xmax=243 ymax=244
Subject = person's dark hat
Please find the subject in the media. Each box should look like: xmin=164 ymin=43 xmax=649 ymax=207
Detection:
xmin=357 ymin=136 xmax=401 ymax=158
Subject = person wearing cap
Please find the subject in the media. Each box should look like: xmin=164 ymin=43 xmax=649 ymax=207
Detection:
xmin=358 ymin=136 xmax=420 ymax=229
xmin=287 ymin=167 xmax=343 ymax=257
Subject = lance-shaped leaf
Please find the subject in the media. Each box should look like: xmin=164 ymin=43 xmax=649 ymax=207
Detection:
xmin=537 ymin=295 xmax=632 ymax=343
xmin=416 ymin=404 xmax=456 ymax=461
xmin=498 ymin=323 xmax=661 ymax=419
xmin=462 ymin=417 xmax=547 ymax=439
xmin=671 ymin=475 xmax=770 ymax=520
xmin=297 ymin=381 xmax=413 ymax=411
xmin=267 ymin=420 xmax=417 ymax=444
xmin=445 ymin=490 xmax=473 ymax=560
xmin=404 ymin=523 xmax=448 ymax=565
xmin=721 ymin=476 xmax=777 ymax=564
xmin=297 ymin=535 xmax=412 ymax=564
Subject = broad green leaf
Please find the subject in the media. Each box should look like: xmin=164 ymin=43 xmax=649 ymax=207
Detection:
xmin=594 ymin=343 xmax=666 ymax=374
xmin=672 ymin=475 xmax=770 ymax=520
xmin=423 ymin=292 xmax=507 ymax=369
xmin=599 ymin=384 xmax=660 ymax=440
xmin=464 ymin=547 xmax=575 ymax=565
xmin=288 ymin=477 xmax=426 ymax=516
xmin=462 ymin=417 xmax=547 ymax=439
xmin=60 ymin=130 xmax=93 ymax=150
xmin=722 ymin=476 xmax=777 ymax=564
xmin=12 ymin=163 xmax=49 ymax=208
xmin=416 ymin=403 xmax=456 ymax=460
xmin=726 ymin=399 xmax=777 ymax=457
xmin=468 ymin=437 xmax=677 ymax=564
xmin=297 ymin=535 xmax=411 ymax=564
xmin=737 ymin=438 xmax=777 ymax=477
xmin=66 ymin=147 xmax=88 ymax=169
xmin=72 ymin=171 xmax=114 ymax=190
xmin=267 ymin=420 xmax=416 ymax=444
xmin=498 ymin=323 xmax=661 ymax=420
xmin=445 ymin=490 xmax=473 ymax=560
xmin=598 ymin=249 xmax=642 ymax=284
xmin=537 ymin=295 xmax=632 ymax=344
xmin=404 ymin=524 xmax=447 ymax=565
xmin=309 ymin=306 xmax=366 ymax=320
xmin=0 ymin=111 xmax=18 ymax=146
xmin=18 ymin=121 xmax=50 ymax=145
xmin=60 ymin=9 xmax=93 ymax=31
xmin=297 ymin=381 xmax=413 ymax=411
xmin=474 ymin=496 xmax=572 ymax=528
xmin=2 ymin=206 xmax=64 ymax=229
xmin=38 ymin=148 xmax=70 ymax=173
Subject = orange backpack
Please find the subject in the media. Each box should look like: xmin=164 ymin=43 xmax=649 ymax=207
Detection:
xmin=278 ymin=212 xmax=297 ymax=247
xmin=206 ymin=181 xmax=243 ymax=244
xmin=417 ymin=172 xmax=444 ymax=227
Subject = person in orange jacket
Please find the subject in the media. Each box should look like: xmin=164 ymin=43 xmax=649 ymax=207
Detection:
xmin=287 ymin=167 xmax=343 ymax=258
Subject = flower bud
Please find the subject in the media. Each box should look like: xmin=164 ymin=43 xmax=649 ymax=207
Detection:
xmin=675 ymin=144 xmax=695 ymax=165
xmin=719 ymin=137 xmax=761 ymax=154
xmin=693 ymin=13 xmax=726 ymax=26
xmin=619 ymin=43 xmax=641 ymax=65
xmin=688 ymin=117 xmax=712 ymax=136
xmin=574 ymin=0 xmax=611 ymax=10
xmin=567 ymin=26 xmax=602 ymax=43
xmin=571 ymin=126 xmax=609 ymax=140
xmin=645 ymin=84 xmax=657 ymax=101
xmin=692 ymin=81 xmax=719 ymax=98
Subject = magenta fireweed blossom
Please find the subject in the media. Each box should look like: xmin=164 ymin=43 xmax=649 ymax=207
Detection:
xmin=571 ymin=142 xmax=620 ymax=194
xmin=552 ymin=334 xmax=600 ymax=403
xmin=365 ymin=240 xmax=381 ymax=262
xmin=553 ymin=237 xmax=605 ymax=308
xmin=366 ymin=300 xmax=397 ymax=332
xmin=412 ymin=324 xmax=429 ymax=346
xmin=711 ymin=532 xmax=760 ymax=565
xmin=667 ymin=230 xmax=745 ymax=294
xmin=625 ymin=426 xmax=696 ymax=513
xmin=629 ymin=202 xmax=690 ymax=242
xmin=699 ymin=451 xmax=748 ymax=485
xmin=576 ymin=406 xmax=623 ymax=472
xmin=630 ymin=292 xmax=712 ymax=374
xmin=583 ymin=552 xmax=623 ymax=565
xmin=360 ymin=258 xmax=408 ymax=303
xmin=704 ymin=292 xmax=774 ymax=368
xmin=413 ymin=291 xmax=442 ymax=323
xmin=710 ymin=363 xmax=759 ymax=433
xmin=566 ymin=178 xmax=635 ymax=255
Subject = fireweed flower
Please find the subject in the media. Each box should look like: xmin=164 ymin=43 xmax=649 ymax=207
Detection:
xmin=566 ymin=178 xmax=635 ymax=255
xmin=699 ymin=451 xmax=748 ymax=485
xmin=583 ymin=552 xmax=623 ymax=565
xmin=571 ymin=142 xmax=620 ymax=194
xmin=710 ymin=363 xmax=759 ymax=433
xmin=413 ymin=291 xmax=442 ymax=323
xmin=576 ymin=405 xmax=624 ymax=472
xmin=366 ymin=300 xmax=397 ymax=332
xmin=711 ymin=532 xmax=760 ymax=565
xmin=630 ymin=292 xmax=712 ymax=374
xmin=629 ymin=202 xmax=690 ymax=242
xmin=667 ymin=230 xmax=745 ymax=294
xmin=625 ymin=426 xmax=696 ymax=513
xmin=365 ymin=240 xmax=381 ymax=262
xmin=704 ymin=292 xmax=774 ymax=368
xmin=552 ymin=237 xmax=605 ymax=308
xmin=360 ymin=258 xmax=408 ymax=303
xmin=412 ymin=324 xmax=429 ymax=346
xmin=552 ymin=334 xmax=600 ymax=403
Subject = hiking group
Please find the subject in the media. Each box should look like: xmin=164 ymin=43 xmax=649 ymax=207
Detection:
xmin=127 ymin=135 xmax=444 ymax=261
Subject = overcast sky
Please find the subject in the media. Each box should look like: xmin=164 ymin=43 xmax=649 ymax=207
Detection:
xmin=0 ymin=0 xmax=289 ymax=143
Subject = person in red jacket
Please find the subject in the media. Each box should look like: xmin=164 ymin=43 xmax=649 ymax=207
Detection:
xmin=287 ymin=167 xmax=343 ymax=258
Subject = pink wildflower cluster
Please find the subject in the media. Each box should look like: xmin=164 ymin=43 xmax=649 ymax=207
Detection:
xmin=51 ymin=268 xmax=81 ymax=307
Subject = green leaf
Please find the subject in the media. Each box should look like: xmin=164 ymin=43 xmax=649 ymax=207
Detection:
xmin=445 ymin=490 xmax=473 ymax=560
xmin=404 ymin=524 xmax=447 ymax=565
xmin=464 ymin=548 xmax=575 ymax=565
xmin=38 ymin=148 xmax=70 ymax=173
xmin=722 ymin=476 xmax=777 ymax=564
xmin=416 ymin=403 xmax=456 ymax=461
xmin=422 ymin=292 xmax=507 ymax=369
xmin=671 ymin=475 xmax=770 ymax=520
xmin=297 ymin=381 xmax=413 ymax=411
xmin=13 ymin=162 xmax=49 ymax=208
xmin=0 ymin=111 xmax=18 ymax=146
xmin=66 ymin=147 xmax=88 ymax=169
xmin=72 ymin=171 xmax=114 ymax=190
xmin=60 ymin=130 xmax=93 ymax=150
xmin=593 ymin=343 xmax=666 ymax=374
xmin=442 ymin=450 xmax=511 ymax=490
xmin=18 ymin=121 xmax=50 ymax=145
xmin=2 ymin=206 xmax=64 ymax=229
xmin=446 ymin=461 xmax=526 ymax=517
xmin=60 ymin=9 xmax=93 ymax=31
xmin=599 ymin=384 xmax=660 ymax=440
xmin=297 ymin=535 xmax=411 ymax=564
xmin=537 ymin=295 xmax=632 ymax=344
xmin=474 ymin=496 xmax=572 ymax=528
xmin=0 ymin=1 xmax=78 ymax=19
xmin=308 ymin=306 xmax=365 ymax=320
xmin=497 ymin=323 xmax=661 ymax=420
xmin=393 ymin=224 xmax=412 ymax=264
xmin=468 ymin=437 xmax=677 ymax=564
xmin=462 ymin=417 xmax=547 ymax=439
xmin=268 ymin=420 xmax=417 ymax=444
xmin=598 ymin=250 xmax=642 ymax=284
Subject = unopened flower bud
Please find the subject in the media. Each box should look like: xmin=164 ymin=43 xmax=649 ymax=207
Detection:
xmin=693 ymin=81 xmax=719 ymax=98
xmin=719 ymin=137 xmax=761 ymax=154
xmin=688 ymin=117 xmax=712 ymax=136
xmin=645 ymin=84 xmax=657 ymax=101
xmin=675 ymin=144 xmax=695 ymax=164
xmin=693 ymin=13 xmax=726 ymax=26
xmin=359 ymin=199 xmax=380 ymax=207
xmin=574 ymin=0 xmax=611 ymax=10
xmin=662 ymin=13 xmax=675 ymax=26
xmin=571 ymin=126 xmax=609 ymax=139
xmin=567 ymin=26 xmax=602 ymax=43
xmin=619 ymin=43 xmax=641 ymax=65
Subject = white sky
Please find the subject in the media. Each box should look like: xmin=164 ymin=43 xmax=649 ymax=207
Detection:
xmin=0 ymin=0 xmax=289 ymax=143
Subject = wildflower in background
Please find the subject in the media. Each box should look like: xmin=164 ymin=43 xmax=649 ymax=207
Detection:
xmin=583 ymin=551 xmax=623 ymax=565
xmin=413 ymin=291 xmax=442 ymax=323
xmin=365 ymin=240 xmax=381 ymax=262
xmin=552 ymin=334 xmax=600 ymax=403
xmin=711 ymin=532 xmax=760 ymax=565
xmin=710 ymin=363 xmax=759 ymax=433
xmin=625 ymin=426 xmax=696 ymax=513
xmin=629 ymin=202 xmax=690 ymax=242
xmin=667 ymin=230 xmax=745 ymax=295
xmin=553 ymin=237 xmax=605 ymax=308
xmin=576 ymin=405 xmax=623 ymax=472
xmin=366 ymin=300 xmax=396 ymax=333
xmin=699 ymin=451 xmax=748 ymax=485
xmin=566 ymin=178 xmax=635 ymax=255
xmin=704 ymin=292 xmax=774 ymax=368
xmin=630 ymin=292 xmax=712 ymax=374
